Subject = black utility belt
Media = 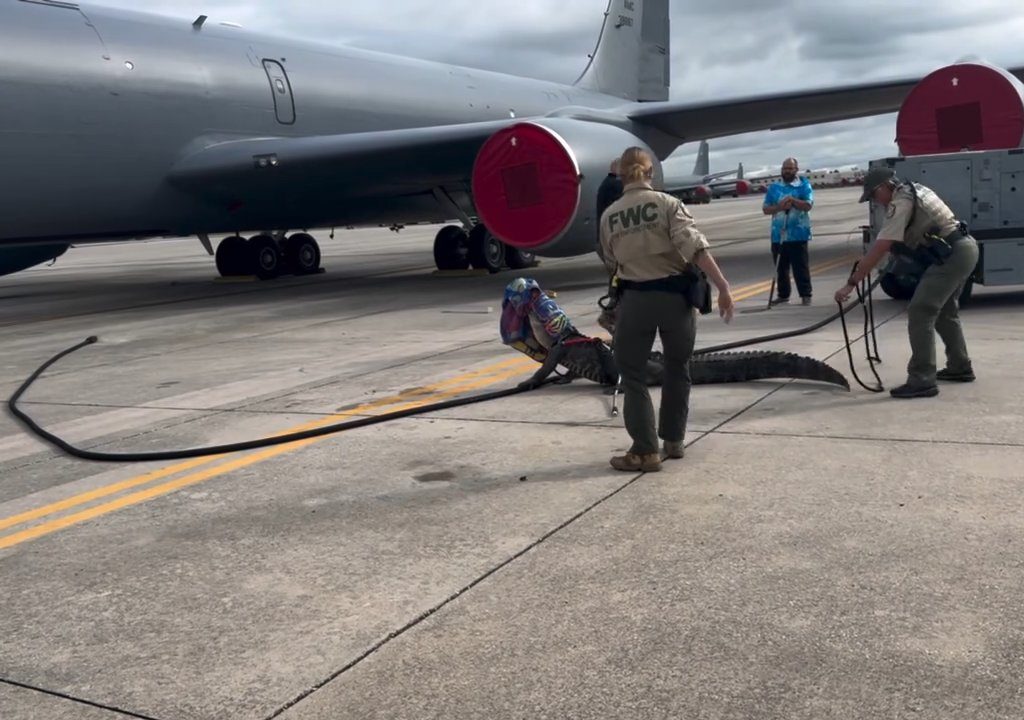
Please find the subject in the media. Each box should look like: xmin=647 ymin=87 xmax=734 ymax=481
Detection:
xmin=893 ymin=224 xmax=970 ymax=267
xmin=618 ymin=274 xmax=693 ymax=292
xmin=618 ymin=271 xmax=712 ymax=315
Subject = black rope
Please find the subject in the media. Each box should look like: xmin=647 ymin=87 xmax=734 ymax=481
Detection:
xmin=837 ymin=263 xmax=885 ymax=393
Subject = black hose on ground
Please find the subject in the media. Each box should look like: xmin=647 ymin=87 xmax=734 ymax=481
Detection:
xmin=693 ymin=269 xmax=883 ymax=355
xmin=6 ymin=266 xmax=886 ymax=463
xmin=5 ymin=335 xmax=559 ymax=463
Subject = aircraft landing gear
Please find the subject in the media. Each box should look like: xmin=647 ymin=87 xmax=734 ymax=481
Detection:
xmin=468 ymin=224 xmax=505 ymax=273
xmin=283 ymin=232 xmax=322 ymax=275
xmin=433 ymin=225 xmax=470 ymax=270
xmin=249 ymin=234 xmax=281 ymax=280
xmin=431 ymin=223 xmax=537 ymax=273
xmin=214 ymin=232 xmax=322 ymax=279
xmin=506 ymin=245 xmax=537 ymax=271
xmin=215 ymin=235 xmax=250 ymax=276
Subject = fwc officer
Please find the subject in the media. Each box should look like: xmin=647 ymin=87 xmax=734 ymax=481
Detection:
xmin=835 ymin=167 xmax=979 ymax=398
xmin=600 ymin=146 xmax=734 ymax=472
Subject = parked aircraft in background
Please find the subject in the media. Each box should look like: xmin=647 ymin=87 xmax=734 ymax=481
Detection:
xmin=3 ymin=0 xmax=1022 ymax=279
xmin=746 ymin=165 xmax=867 ymax=193
xmin=661 ymin=142 xmax=748 ymax=204
xmin=706 ymin=163 xmax=749 ymax=199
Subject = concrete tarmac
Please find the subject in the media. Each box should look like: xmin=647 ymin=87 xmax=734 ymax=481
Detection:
xmin=1 ymin=187 xmax=1023 ymax=720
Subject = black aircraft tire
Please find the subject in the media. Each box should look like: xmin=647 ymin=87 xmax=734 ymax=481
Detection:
xmin=433 ymin=225 xmax=470 ymax=270
xmin=285 ymin=233 xmax=321 ymax=275
xmin=506 ymin=246 xmax=537 ymax=270
xmin=215 ymin=235 xmax=249 ymax=276
xmin=468 ymin=225 xmax=505 ymax=273
xmin=249 ymin=234 xmax=282 ymax=280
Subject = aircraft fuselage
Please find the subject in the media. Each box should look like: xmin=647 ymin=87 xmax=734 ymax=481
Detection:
xmin=0 ymin=1 xmax=622 ymax=246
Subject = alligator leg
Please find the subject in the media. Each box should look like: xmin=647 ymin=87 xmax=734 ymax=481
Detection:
xmin=517 ymin=340 xmax=570 ymax=389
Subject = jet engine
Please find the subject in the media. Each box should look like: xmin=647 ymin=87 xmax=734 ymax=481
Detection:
xmin=471 ymin=119 xmax=662 ymax=257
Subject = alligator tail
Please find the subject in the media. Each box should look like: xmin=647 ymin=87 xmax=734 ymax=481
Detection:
xmin=560 ymin=345 xmax=849 ymax=391
xmin=686 ymin=350 xmax=850 ymax=390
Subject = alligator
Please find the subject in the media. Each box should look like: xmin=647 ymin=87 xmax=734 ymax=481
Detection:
xmin=499 ymin=277 xmax=850 ymax=390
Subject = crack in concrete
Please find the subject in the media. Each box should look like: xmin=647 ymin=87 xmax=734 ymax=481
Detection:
xmin=0 ymin=677 xmax=163 ymax=720
xmin=266 ymin=291 xmax=912 ymax=716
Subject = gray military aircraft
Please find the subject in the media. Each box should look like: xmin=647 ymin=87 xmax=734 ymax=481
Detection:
xmin=2 ymin=0 xmax=1022 ymax=279
xmin=662 ymin=141 xmax=748 ymax=203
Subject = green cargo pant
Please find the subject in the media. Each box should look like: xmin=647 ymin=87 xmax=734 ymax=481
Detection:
xmin=905 ymin=237 xmax=979 ymax=387
xmin=613 ymin=289 xmax=697 ymax=455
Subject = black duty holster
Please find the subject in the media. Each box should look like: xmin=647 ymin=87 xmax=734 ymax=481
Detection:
xmin=892 ymin=230 xmax=955 ymax=268
xmin=617 ymin=266 xmax=712 ymax=315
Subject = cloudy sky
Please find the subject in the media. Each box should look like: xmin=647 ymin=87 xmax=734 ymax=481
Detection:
xmin=89 ymin=0 xmax=1024 ymax=178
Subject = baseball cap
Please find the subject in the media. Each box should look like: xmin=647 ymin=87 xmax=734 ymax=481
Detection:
xmin=859 ymin=167 xmax=896 ymax=203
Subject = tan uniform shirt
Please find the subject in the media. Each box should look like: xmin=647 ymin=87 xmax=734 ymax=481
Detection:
xmin=598 ymin=181 xmax=710 ymax=281
xmin=876 ymin=182 xmax=960 ymax=250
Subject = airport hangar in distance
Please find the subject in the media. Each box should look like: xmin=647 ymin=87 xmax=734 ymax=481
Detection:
xmin=2 ymin=0 xmax=1024 ymax=280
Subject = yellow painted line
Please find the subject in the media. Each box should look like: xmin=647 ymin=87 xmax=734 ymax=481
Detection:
xmin=0 ymin=363 xmax=535 ymax=551
xmin=0 ymin=355 xmax=534 ymax=534
xmin=732 ymin=254 xmax=856 ymax=302
xmin=0 ymin=455 xmax=215 ymax=533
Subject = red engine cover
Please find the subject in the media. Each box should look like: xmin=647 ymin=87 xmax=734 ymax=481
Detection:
xmin=471 ymin=122 xmax=581 ymax=249
xmin=896 ymin=62 xmax=1024 ymax=155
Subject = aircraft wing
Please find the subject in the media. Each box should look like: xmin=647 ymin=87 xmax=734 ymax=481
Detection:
xmin=168 ymin=118 xmax=519 ymax=202
xmin=627 ymin=67 xmax=1024 ymax=143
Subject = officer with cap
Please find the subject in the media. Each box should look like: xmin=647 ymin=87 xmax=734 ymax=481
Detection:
xmin=834 ymin=167 xmax=979 ymax=398
xmin=600 ymin=146 xmax=734 ymax=472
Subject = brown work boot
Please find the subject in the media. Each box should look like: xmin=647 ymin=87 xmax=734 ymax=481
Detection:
xmin=661 ymin=440 xmax=685 ymax=459
xmin=609 ymin=452 xmax=661 ymax=472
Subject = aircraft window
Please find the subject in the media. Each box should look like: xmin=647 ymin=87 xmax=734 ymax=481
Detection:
xmin=275 ymin=79 xmax=286 ymax=94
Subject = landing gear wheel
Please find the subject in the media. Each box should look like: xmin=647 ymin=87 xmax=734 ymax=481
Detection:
xmin=433 ymin=225 xmax=470 ymax=270
xmin=249 ymin=234 xmax=282 ymax=280
xmin=506 ymin=246 xmax=537 ymax=270
xmin=215 ymin=235 xmax=250 ymax=276
xmin=285 ymin=233 xmax=321 ymax=275
xmin=468 ymin=224 xmax=505 ymax=273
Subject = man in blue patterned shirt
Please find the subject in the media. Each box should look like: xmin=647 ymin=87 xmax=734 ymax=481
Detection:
xmin=762 ymin=157 xmax=814 ymax=305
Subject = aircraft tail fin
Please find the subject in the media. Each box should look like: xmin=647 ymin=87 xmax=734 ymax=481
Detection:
xmin=574 ymin=0 xmax=670 ymax=102
xmin=738 ymin=162 xmax=744 ymax=180
xmin=692 ymin=140 xmax=709 ymax=177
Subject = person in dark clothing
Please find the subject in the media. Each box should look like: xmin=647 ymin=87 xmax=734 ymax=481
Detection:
xmin=595 ymin=159 xmax=623 ymax=264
